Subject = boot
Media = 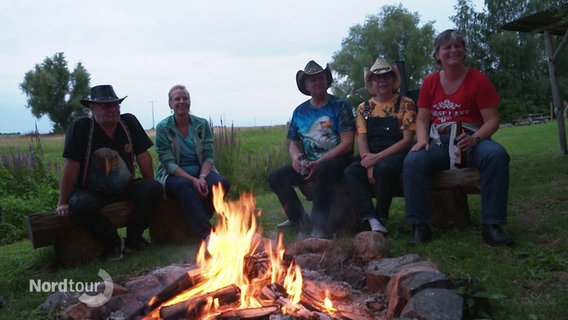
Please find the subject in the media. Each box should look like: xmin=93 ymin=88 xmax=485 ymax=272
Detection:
xmin=408 ymin=224 xmax=432 ymax=246
xmin=482 ymin=224 xmax=514 ymax=247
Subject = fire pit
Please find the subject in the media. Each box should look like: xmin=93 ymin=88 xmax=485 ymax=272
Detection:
xmin=142 ymin=186 xmax=369 ymax=319
xmin=40 ymin=187 xmax=467 ymax=319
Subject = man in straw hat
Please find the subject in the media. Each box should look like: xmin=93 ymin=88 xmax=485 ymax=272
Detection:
xmin=343 ymin=58 xmax=416 ymax=234
xmin=56 ymin=84 xmax=162 ymax=261
xmin=268 ymin=60 xmax=355 ymax=238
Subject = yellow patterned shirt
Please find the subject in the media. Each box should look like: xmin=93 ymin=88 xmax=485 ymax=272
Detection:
xmin=355 ymin=94 xmax=417 ymax=135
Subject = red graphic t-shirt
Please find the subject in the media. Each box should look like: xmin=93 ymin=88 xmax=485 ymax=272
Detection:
xmin=417 ymin=68 xmax=500 ymax=125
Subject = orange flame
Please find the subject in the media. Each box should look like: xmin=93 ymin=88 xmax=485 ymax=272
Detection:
xmin=146 ymin=185 xmax=304 ymax=318
xmin=324 ymin=291 xmax=336 ymax=314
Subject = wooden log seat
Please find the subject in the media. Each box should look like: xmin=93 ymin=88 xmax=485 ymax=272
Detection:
xmin=26 ymin=198 xmax=191 ymax=265
xmin=298 ymin=167 xmax=481 ymax=233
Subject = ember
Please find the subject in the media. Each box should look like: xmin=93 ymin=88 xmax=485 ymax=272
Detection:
xmin=143 ymin=185 xmax=338 ymax=320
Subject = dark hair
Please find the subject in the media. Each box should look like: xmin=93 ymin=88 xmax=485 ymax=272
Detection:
xmin=432 ymin=29 xmax=468 ymax=65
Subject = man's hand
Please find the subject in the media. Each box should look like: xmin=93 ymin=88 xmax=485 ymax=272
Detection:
xmin=56 ymin=204 xmax=70 ymax=218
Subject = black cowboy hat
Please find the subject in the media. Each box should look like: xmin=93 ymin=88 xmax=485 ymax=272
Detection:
xmin=295 ymin=60 xmax=333 ymax=96
xmin=80 ymin=85 xmax=127 ymax=107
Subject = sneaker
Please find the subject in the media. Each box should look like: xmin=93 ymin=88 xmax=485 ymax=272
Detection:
xmin=104 ymin=238 xmax=124 ymax=261
xmin=276 ymin=219 xmax=295 ymax=228
xmin=368 ymin=218 xmax=388 ymax=234
xmin=125 ymin=236 xmax=151 ymax=251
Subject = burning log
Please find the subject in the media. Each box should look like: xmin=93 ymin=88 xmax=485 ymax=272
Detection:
xmin=158 ymin=284 xmax=240 ymax=319
xmin=216 ymin=305 xmax=280 ymax=318
xmin=261 ymin=283 xmax=331 ymax=320
xmin=244 ymin=251 xmax=270 ymax=280
xmin=302 ymin=281 xmax=372 ymax=320
xmin=244 ymin=250 xmax=295 ymax=281
xmin=146 ymin=267 xmax=204 ymax=310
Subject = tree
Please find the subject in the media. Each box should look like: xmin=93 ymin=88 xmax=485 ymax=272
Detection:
xmin=330 ymin=4 xmax=436 ymax=107
xmin=20 ymin=52 xmax=91 ymax=133
xmin=452 ymin=0 xmax=568 ymax=123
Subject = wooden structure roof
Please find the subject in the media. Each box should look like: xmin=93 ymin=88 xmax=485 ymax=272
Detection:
xmin=502 ymin=7 xmax=568 ymax=36
xmin=501 ymin=6 xmax=568 ymax=154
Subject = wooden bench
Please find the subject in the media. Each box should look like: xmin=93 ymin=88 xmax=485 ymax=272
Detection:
xmin=299 ymin=167 xmax=481 ymax=233
xmin=514 ymin=113 xmax=550 ymax=125
xmin=27 ymin=198 xmax=191 ymax=265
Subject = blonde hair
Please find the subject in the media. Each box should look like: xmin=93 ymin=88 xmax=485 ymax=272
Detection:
xmin=168 ymin=84 xmax=191 ymax=106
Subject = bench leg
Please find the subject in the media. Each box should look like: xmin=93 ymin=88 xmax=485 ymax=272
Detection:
xmin=327 ymin=184 xmax=361 ymax=234
xmin=54 ymin=227 xmax=105 ymax=265
xmin=149 ymin=199 xmax=192 ymax=244
xmin=427 ymin=189 xmax=471 ymax=231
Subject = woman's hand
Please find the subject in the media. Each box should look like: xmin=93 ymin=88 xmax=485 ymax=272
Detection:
xmin=191 ymin=176 xmax=209 ymax=197
xmin=360 ymin=153 xmax=379 ymax=168
xmin=367 ymin=167 xmax=375 ymax=185
xmin=410 ymin=140 xmax=429 ymax=152
xmin=457 ymin=133 xmax=476 ymax=151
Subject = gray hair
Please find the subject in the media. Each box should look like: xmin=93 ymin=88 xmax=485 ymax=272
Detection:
xmin=432 ymin=29 xmax=468 ymax=65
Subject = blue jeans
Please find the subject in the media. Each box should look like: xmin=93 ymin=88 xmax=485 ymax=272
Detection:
xmin=403 ymin=135 xmax=510 ymax=225
xmin=267 ymin=155 xmax=352 ymax=231
xmin=69 ymin=178 xmax=163 ymax=249
xmin=165 ymin=172 xmax=230 ymax=240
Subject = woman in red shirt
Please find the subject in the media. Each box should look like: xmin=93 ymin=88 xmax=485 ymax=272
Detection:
xmin=403 ymin=29 xmax=514 ymax=247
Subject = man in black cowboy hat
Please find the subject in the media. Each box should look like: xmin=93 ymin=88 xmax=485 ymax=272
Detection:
xmin=56 ymin=84 xmax=162 ymax=261
xmin=268 ymin=60 xmax=355 ymax=238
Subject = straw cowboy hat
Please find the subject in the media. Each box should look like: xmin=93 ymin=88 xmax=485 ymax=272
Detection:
xmin=80 ymin=85 xmax=127 ymax=107
xmin=295 ymin=60 xmax=333 ymax=96
xmin=363 ymin=58 xmax=401 ymax=96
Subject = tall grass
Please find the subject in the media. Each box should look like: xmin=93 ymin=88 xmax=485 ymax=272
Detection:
xmin=0 ymin=134 xmax=60 ymax=244
xmin=210 ymin=120 xmax=289 ymax=195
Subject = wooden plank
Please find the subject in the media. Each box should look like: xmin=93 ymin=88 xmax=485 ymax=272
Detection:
xmin=429 ymin=167 xmax=480 ymax=194
xmin=27 ymin=202 xmax=135 ymax=249
xmin=299 ymin=168 xmax=480 ymax=198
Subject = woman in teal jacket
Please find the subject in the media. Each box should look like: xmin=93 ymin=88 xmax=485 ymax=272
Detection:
xmin=155 ymin=84 xmax=230 ymax=240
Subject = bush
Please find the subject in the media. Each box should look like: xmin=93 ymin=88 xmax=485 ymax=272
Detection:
xmin=0 ymin=135 xmax=60 ymax=244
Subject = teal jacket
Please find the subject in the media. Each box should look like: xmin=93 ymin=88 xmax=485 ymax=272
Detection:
xmin=154 ymin=114 xmax=218 ymax=187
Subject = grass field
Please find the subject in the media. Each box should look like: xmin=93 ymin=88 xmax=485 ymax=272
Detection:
xmin=0 ymin=121 xmax=567 ymax=319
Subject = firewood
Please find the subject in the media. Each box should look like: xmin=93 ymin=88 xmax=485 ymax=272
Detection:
xmin=302 ymin=281 xmax=372 ymax=320
xmin=244 ymin=251 xmax=270 ymax=280
xmin=302 ymin=280 xmax=351 ymax=300
xmin=159 ymin=284 xmax=240 ymax=319
xmin=261 ymin=284 xmax=319 ymax=320
xmin=303 ymin=295 xmax=372 ymax=320
xmin=146 ymin=267 xmax=204 ymax=310
xmin=244 ymin=251 xmax=295 ymax=282
xmin=216 ymin=305 xmax=279 ymax=318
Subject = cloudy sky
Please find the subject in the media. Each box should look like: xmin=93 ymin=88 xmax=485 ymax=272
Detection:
xmin=0 ymin=0 xmax=485 ymax=134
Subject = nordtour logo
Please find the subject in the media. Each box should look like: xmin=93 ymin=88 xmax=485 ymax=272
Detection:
xmin=29 ymin=269 xmax=113 ymax=307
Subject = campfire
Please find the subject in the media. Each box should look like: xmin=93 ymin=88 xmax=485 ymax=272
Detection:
xmin=142 ymin=186 xmax=352 ymax=320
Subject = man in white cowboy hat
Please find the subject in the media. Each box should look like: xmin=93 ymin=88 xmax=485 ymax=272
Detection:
xmin=56 ymin=84 xmax=162 ymax=261
xmin=268 ymin=60 xmax=355 ymax=238
xmin=343 ymin=58 xmax=417 ymax=234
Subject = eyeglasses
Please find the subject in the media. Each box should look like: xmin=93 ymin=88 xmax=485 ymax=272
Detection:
xmin=370 ymin=74 xmax=393 ymax=82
